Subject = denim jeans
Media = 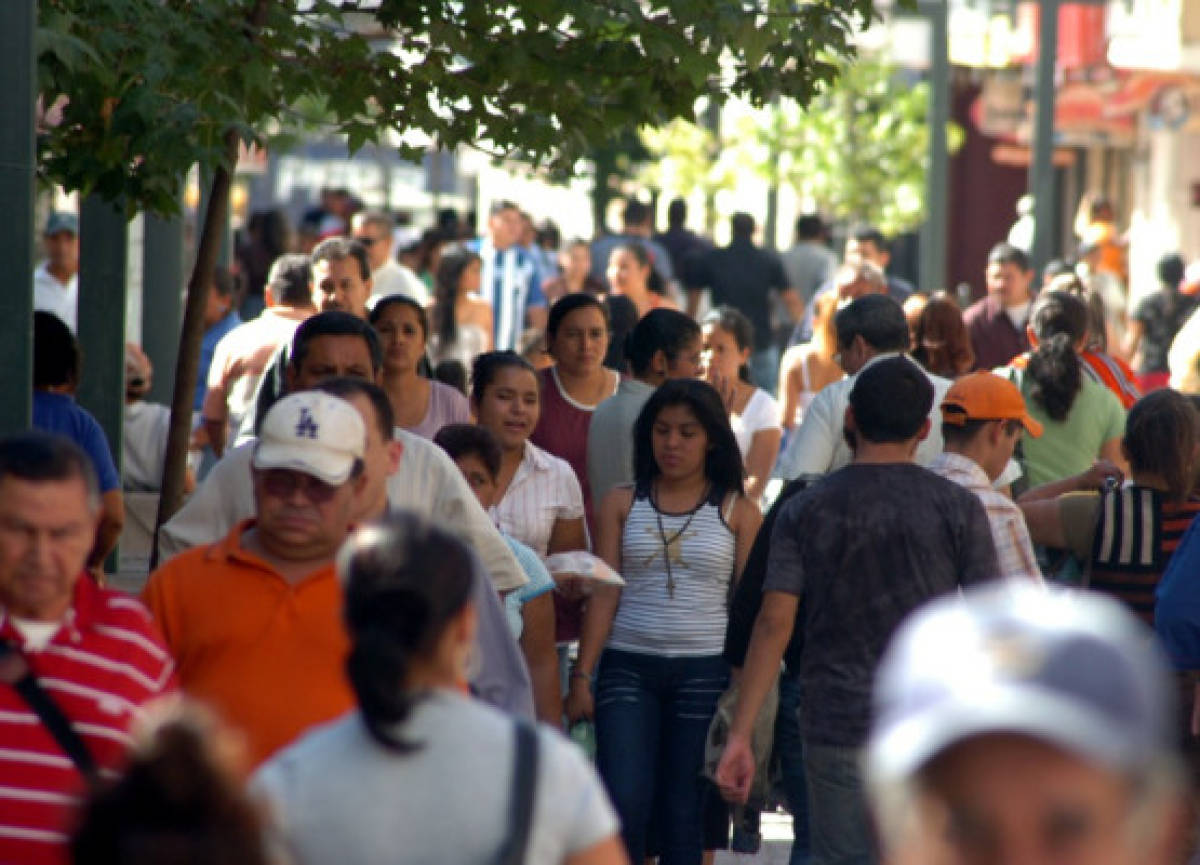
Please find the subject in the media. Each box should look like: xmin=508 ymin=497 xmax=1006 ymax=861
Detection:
xmin=804 ymin=741 xmax=877 ymax=865
xmin=777 ymin=673 xmax=811 ymax=865
xmin=750 ymin=346 xmax=781 ymax=396
xmin=594 ymin=649 xmax=729 ymax=865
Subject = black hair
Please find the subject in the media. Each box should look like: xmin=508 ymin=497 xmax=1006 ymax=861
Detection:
xmin=469 ymin=350 xmax=538 ymax=405
xmin=211 ymin=266 xmax=239 ymax=299
xmin=314 ymin=377 xmax=394 ymax=440
xmin=33 ymin=311 xmax=80 ymax=389
xmin=369 ymin=293 xmax=430 ymax=341
xmin=433 ymin=359 xmax=468 ymax=395
xmin=848 ymin=356 xmax=933 ymax=444
xmin=940 ymin=415 xmax=1022 ymax=449
xmin=265 ymin=253 xmax=313 ymax=307
xmin=546 ymin=292 xmax=609 ymax=340
xmin=339 ymin=514 xmax=476 ymax=753
xmin=1124 ymin=389 xmax=1199 ymax=502
xmin=633 ymin=379 xmax=744 ymax=497
xmin=988 ymin=242 xmax=1031 ymax=273
xmin=290 ymin=310 xmax=383 ymax=375
xmin=849 ymin=224 xmax=887 ymax=253
xmin=795 ymin=213 xmax=824 ymax=240
xmin=432 ymin=246 xmax=482 ymax=348
xmin=70 ymin=707 xmax=269 ymax=865
xmin=626 ymin=308 xmax=702 ymax=377
xmin=667 ymin=198 xmax=687 ymax=228
xmin=703 ymin=306 xmax=755 ymax=383
xmin=433 ymin=423 xmax=502 ymax=480
xmin=730 ymin=212 xmax=755 ymax=240
xmin=1026 ymin=289 xmax=1087 ymax=422
xmin=488 ymin=199 xmax=517 ymax=217
xmin=834 ymin=295 xmax=910 ymax=353
xmin=611 ymin=240 xmax=665 ymax=296
xmin=623 ymin=198 xmax=651 ymax=227
xmin=0 ymin=432 xmax=98 ymax=505
xmin=311 ymin=236 xmax=371 ymax=282
xmin=1159 ymin=253 xmax=1186 ymax=291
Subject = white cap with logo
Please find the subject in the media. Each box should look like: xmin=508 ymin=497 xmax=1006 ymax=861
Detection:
xmin=252 ymin=392 xmax=366 ymax=486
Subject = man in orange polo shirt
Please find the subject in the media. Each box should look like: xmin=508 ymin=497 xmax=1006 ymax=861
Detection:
xmin=142 ymin=391 xmax=367 ymax=767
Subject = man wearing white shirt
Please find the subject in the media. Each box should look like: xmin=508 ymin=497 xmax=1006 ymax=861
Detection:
xmin=352 ymin=210 xmax=429 ymax=306
xmin=32 ymin=212 xmax=80 ymax=333
xmin=776 ymin=294 xmax=952 ymax=478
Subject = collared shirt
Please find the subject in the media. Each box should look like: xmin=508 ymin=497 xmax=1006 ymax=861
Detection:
xmin=466 ymin=238 xmax=546 ymax=352
xmin=491 ymin=441 xmax=585 ymax=558
xmin=587 ymin=378 xmax=654 ymax=507
xmin=0 ymin=577 xmax=174 ymax=864
xmin=202 ymin=306 xmax=311 ymax=428
xmin=143 ymin=521 xmax=349 ymax=768
xmin=33 ymin=263 xmax=78 ymax=333
xmin=927 ymin=452 xmax=1043 ymax=583
xmin=964 ymin=293 xmax=1031 ymax=371
xmin=775 ymin=353 xmax=953 ymax=479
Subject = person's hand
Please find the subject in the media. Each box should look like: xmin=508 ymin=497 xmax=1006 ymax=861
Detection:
xmin=1077 ymin=460 xmax=1123 ymax=492
xmin=706 ymin=364 xmax=736 ymax=412
xmin=715 ymin=732 xmax=755 ymax=804
xmin=565 ymin=676 xmax=594 ymax=724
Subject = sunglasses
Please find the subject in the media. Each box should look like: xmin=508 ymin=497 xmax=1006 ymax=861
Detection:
xmin=259 ymin=469 xmax=340 ymax=503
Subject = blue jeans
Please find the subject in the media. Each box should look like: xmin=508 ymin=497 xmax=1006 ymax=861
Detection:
xmin=777 ymin=673 xmax=811 ymax=865
xmin=594 ymin=649 xmax=729 ymax=865
xmin=751 ymin=346 xmax=781 ymax=396
xmin=804 ymin=741 xmax=876 ymax=865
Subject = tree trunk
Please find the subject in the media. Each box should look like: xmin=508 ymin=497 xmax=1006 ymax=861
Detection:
xmin=150 ymin=133 xmax=238 ymax=569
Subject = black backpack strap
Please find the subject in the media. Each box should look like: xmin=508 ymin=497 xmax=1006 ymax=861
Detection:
xmin=495 ymin=719 xmax=539 ymax=865
xmin=0 ymin=641 xmax=98 ymax=782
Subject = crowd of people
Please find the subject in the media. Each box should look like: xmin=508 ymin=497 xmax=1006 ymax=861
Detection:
xmin=10 ymin=189 xmax=1200 ymax=865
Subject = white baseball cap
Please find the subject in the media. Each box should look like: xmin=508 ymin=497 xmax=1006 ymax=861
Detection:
xmin=869 ymin=582 xmax=1177 ymax=781
xmin=253 ymin=392 xmax=366 ymax=486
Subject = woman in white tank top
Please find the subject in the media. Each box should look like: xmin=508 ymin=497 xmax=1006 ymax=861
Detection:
xmin=565 ymin=379 xmax=762 ymax=865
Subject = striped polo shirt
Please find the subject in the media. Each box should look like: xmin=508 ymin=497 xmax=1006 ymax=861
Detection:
xmin=0 ymin=577 xmax=175 ymax=864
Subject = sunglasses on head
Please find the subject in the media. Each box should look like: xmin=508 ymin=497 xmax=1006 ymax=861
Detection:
xmin=259 ymin=469 xmax=340 ymax=503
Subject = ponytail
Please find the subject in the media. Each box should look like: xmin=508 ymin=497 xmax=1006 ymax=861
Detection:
xmin=1026 ymin=332 xmax=1081 ymax=421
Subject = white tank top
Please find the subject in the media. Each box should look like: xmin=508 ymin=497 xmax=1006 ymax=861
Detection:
xmin=607 ymin=484 xmax=736 ymax=657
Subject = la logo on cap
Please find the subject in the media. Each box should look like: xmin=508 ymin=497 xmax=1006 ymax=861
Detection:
xmin=295 ymin=407 xmax=320 ymax=440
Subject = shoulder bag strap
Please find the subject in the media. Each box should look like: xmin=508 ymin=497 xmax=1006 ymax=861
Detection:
xmin=0 ymin=641 xmax=98 ymax=782
xmin=495 ymin=719 xmax=539 ymax=865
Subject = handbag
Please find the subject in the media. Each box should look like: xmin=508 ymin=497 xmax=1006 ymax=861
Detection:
xmin=0 ymin=640 xmax=98 ymax=782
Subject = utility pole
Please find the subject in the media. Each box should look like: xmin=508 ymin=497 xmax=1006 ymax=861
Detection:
xmin=0 ymin=0 xmax=35 ymax=434
xmin=918 ymin=0 xmax=950 ymax=292
xmin=1028 ymin=0 xmax=1060 ymax=277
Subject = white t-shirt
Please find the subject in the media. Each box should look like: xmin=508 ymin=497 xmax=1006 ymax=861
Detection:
xmin=252 ymin=693 xmax=619 ymax=865
xmin=123 ymin=401 xmax=172 ymax=491
xmin=731 ymin=388 xmax=781 ymax=460
xmin=33 ymin=263 xmax=78 ymax=333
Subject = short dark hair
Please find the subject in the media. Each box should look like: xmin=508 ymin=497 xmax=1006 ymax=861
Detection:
xmin=433 ymin=423 xmax=502 ymax=480
xmin=795 ymin=214 xmax=824 ymax=240
xmin=940 ymin=415 xmax=1022 ymax=449
xmin=731 ymin=213 xmax=755 ymax=240
xmin=623 ymin=198 xmax=651 ymax=227
xmin=546 ymin=293 xmax=609 ymax=340
xmin=290 ymin=311 xmax=383 ymax=375
xmin=266 ymin=254 xmax=313 ymax=306
xmin=470 ymin=350 xmax=538 ymax=405
xmin=835 ymin=295 xmax=910 ymax=353
xmin=369 ymin=293 xmax=430 ymax=341
xmin=315 ymin=378 xmax=394 ymax=440
xmin=489 ymin=199 xmax=518 ymax=217
xmin=626 ymin=309 xmax=701 ymax=376
xmin=988 ymin=242 xmax=1031 ymax=273
xmin=0 ymin=432 xmax=98 ymax=508
xmin=850 ymin=224 xmax=887 ymax=253
xmin=633 ymin=379 xmax=744 ymax=498
xmin=33 ymin=311 xmax=80 ymax=389
xmin=1124 ymin=389 xmax=1200 ymax=502
xmin=1159 ymin=253 xmax=1186 ymax=289
xmin=848 ymin=357 xmax=933 ymax=444
xmin=667 ymin=198 xmax=687 ymax=228
xmin=311 ymin=236 xmax=371 ymax=282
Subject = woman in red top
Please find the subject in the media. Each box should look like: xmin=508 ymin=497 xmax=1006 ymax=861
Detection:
xmin=531 ymin=294 xmax=619 ymax=641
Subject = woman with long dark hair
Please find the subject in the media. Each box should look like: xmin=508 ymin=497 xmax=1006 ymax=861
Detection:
xmin=606 ymin=242 xmax=674 ymax=318
xmin=566 ymin=379 xmax=762 ymax=865
xmin=428 ymin=245 xmax=493 ymax=371
xmin=998 ymin=288 xmax=1127 ymax=488
xmin=369 ymin=294 xmax=470 ymax=439
xmin=252 ymin=515 xmax=627 ymax=865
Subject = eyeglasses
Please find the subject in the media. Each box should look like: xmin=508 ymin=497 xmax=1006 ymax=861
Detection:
xmin=353 ymin=234 xmax=376 ymax=248
xmin=259 ymin=469 xmax=340 ymax=503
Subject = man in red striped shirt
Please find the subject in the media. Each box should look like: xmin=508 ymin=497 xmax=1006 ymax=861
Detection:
xmin=0 ymin=433 xmax=174 ymax=865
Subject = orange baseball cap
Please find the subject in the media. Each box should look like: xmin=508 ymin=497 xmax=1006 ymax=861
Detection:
xmin=940 ymin=372 xmax=1043 ymax=437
